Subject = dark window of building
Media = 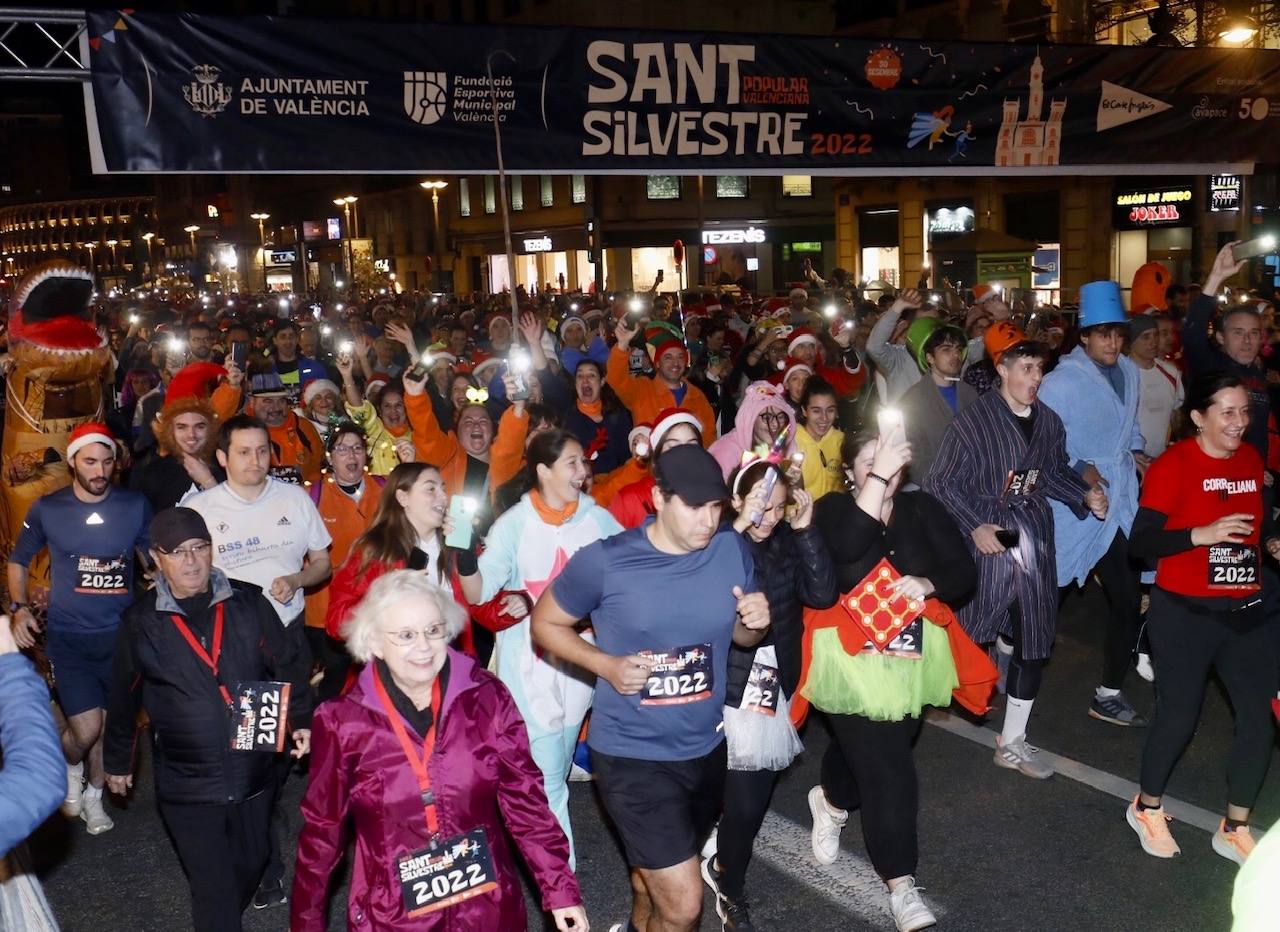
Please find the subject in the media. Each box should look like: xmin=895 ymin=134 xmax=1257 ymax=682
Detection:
xmin=1004 ymin=192 xmax=1059 ymax=244
xmin=858 ymin=207 xmax=899 ymax=248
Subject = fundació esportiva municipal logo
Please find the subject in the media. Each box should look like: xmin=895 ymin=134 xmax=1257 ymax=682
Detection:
xmin=404 ymin=71 xmax=448 ymax=125
xmin=183 ymin=64 xmax=233 ymax=118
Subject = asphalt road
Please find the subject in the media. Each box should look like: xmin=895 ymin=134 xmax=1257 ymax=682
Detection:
xmin=29 ymin=582 xmax=1277 ymax=931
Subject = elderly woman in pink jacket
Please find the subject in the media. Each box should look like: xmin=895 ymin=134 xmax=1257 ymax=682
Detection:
xmin=291 ymin=571 xmax=588 ymax=931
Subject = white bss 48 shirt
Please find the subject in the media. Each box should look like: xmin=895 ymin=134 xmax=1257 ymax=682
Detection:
xmin=184 ymin=478 xmax=332 ymax=623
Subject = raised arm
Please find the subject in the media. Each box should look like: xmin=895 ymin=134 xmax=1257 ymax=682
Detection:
xmin=403 ymin=364 xmax=458 ymax=466
xmin=605 ymin=318 xmax=645 ymax=412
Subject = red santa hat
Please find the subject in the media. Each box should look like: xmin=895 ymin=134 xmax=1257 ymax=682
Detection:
xmin=787 ymin=327 xmax=820 ymax=356
xmin=162 ymin=362 xmax=225 ymax=412
xmin=971 ymin=282 xmax=1002 ymax=305
xmin=472 ymin=356 xmax=503 ymax=384
xmin=302 ymin=378 xmax=341 ymax=407
xmin=771 ymin=356 xmax=814 ymax=387
xmin=650 ymin=407 xmax=702 ymax=452
xmin=66 ymin=422 xmax=116 ymax=461
xmin=628 ymin=422 xmax=652 ymax=453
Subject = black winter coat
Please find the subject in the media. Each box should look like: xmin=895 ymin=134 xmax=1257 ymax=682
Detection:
xmin=103 ymin=573 xmax=313 ymax=805
xmin=814 ymin=490 xmax=977 ymax=610
xmin=725 ymin=522 xmax=838 ymax=706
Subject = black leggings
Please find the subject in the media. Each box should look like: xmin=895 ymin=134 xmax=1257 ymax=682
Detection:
xmin=1139 ymin=589 xmax=1277 ymax=808
xmin=716 ymin=768 xmax=778 ymax=900
xmin=1004 ymin=601 xmax=1043 ymax=701
xmin=1092 ymin=529 xmax=1142 ymax=689
xmin=820 ymin=714 xmax=921 ymax=881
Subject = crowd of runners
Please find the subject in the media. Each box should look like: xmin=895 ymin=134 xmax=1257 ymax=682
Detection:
xmin=2 ymin=242 xmax=1278 ymax=931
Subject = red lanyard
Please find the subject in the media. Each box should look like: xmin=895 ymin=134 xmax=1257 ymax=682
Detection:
xmin=372 ymin=663 xmax=444 ymax=845
xmin=169 ymin=603 xmax=230 ymax=706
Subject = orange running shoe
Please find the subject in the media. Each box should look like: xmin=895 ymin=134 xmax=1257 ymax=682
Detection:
xmin=1212 ymin=820 xmax=1256 ymax=865
xmin=1126 ymin=798 xmax=1181 ymax=858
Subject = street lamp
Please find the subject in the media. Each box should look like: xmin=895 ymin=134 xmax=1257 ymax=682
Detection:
xmin=251 ymin=212 xmax=271 ymax=292
xmin=333 ymin=196 xmax=357 ymax=285
xmin=1219 ymin=13 xmax=1258 ymax=44
xmin=184 ymin=224 xmax=200 ymax=252
xmin=105 ymin=239 xmax=118 ymax=273
xmin=82 ymin=241 xmax=97 ymax=278
xmin=420 ymin=180 xmax=449 ymax=290
xmin=141 ymin=232 xmax=155 ymax=280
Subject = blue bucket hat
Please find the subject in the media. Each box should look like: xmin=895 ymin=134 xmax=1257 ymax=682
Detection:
xmin=1078 ymin=281 xmax=1127 ymax=329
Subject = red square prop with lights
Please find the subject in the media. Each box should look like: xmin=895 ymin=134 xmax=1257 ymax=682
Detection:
xmin=841 ymin=559 xmax=925 ymax=652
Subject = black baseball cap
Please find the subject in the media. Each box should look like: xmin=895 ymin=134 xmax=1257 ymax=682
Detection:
xmin=654 ymin=445 xmax=730 ymax=506
xmin=150 ymin=507 xmax=212 ymax=553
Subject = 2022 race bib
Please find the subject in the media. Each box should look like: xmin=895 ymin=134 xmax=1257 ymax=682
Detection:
xmin=1003 ymin=468 xmax=1040 ymax=499
xmin=230 ymin=681 xmax=291 ymax=752
xmin=639 ymin=644 xmax=714 ymax=706
xmin=73 ymin=555 xmax=129 ymax=595
xmin=1208 ymin=544 xmax=1259 ymax=589
xmin=397 ymin=828 xmax=499 ymax=917
xmin=739 ymin=660 xmax=780 ymax=716
xmin=268 ymin=465 xmax=303 ymax=485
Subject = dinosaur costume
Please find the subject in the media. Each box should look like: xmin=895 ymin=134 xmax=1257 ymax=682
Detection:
xmin=2 ymin=262 xmax=113 ymax=599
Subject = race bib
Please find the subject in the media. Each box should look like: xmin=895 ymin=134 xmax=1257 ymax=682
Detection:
xmin=397 ymin=828 xmax=499 ymax=918
xmin=1003 ymin=468 xmax=1040 ymax=498
xmin=740 ymin=661 xmax=780 ymax=716
xmin=639 ymin=644 xmax=714 ymax=706
xmin=860 ymin=617 xmax=924 ymax=660
xmin=1208 ymin=544 xmax=1259 ymax=589
xmin=230 ymin=681 xmax=291 ymax=752
xmin=268 ymin=465 xmax=303 ymax=484
xmin=74 ymin=555 xmax=130 ymax=596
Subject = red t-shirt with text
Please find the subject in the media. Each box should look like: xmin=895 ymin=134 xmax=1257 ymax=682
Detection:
xmin=1140 ymin=438 xmax=1263 ymax=598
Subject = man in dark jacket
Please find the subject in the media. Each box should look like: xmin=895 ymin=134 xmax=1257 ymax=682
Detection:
xmin=104 ymin=507 xmax=313 ymax=932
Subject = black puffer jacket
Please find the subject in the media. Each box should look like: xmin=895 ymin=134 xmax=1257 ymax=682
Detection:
xmin=725 ymin=522 xmax=838 ymax=706
xmin=103 ymin=571 xmax=313 ymax=805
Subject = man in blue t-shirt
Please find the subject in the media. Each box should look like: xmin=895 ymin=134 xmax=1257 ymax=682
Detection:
xmin=8 ymin=423 xmax=152 ymax=836
xmin=533 ymin=444 xmax=770 ymax=932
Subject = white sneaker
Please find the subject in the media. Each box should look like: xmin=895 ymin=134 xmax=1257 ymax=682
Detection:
xmin=994 ymin=735 xmax=1054 ymax=779
xmin=1136 ymin=652 xmax=1155 ymax=683
xmin=807 ymin=785 xmax=848 ymax=865
xmin=62 ymin=763 xmax=84 ymax=818
xmin=80 ymin=791 xmax=114 ymax=835
xmin=700 ymin=823 xmax=719 ymax=861
xmin=889 ymin=878 xmax=937 ymax=931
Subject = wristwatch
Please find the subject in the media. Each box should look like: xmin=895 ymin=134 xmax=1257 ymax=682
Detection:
xmin=8 ymin=601 xmax=28 ymax=614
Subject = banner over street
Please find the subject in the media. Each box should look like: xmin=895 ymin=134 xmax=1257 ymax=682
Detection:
xmin=83 ymin=11 xmax=1280 ymax=175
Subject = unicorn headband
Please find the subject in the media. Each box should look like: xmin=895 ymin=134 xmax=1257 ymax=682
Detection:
xmin=732 ymin=425 xmax=792 ymax=502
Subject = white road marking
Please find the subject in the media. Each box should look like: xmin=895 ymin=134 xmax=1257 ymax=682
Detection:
xmin=924 ymin=709 xmax=1233 ymax=835
xmin=754 ymin=810 xmax=945 ymax=927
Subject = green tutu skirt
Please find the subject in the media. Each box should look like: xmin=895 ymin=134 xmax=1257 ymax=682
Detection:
xmin=801 ymin=621 xmax=959 ymax=721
